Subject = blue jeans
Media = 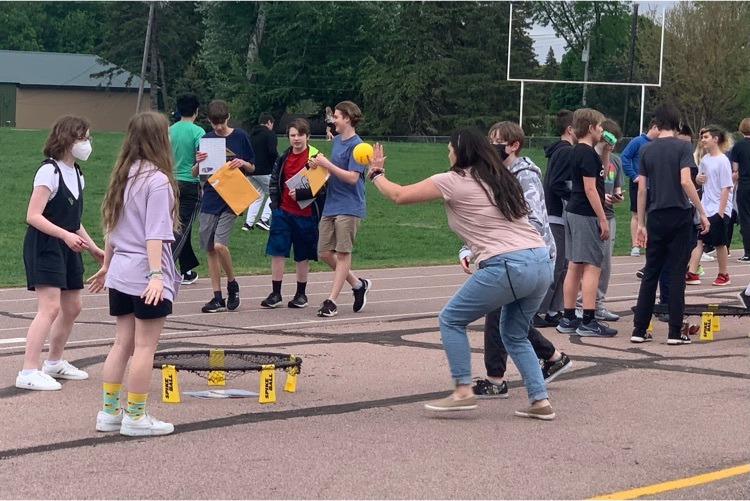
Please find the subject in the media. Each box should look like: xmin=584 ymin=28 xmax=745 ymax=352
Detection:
xmin=438 ymin=247 xmax=553 ymax=403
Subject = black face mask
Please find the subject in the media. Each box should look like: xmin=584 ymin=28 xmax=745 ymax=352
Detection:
xmin=494 ymin=143 xmax=510 ymax=161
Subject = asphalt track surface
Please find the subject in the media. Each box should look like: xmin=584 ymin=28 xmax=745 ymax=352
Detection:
xmin=0 ymin=256 xmax=748 ymax=499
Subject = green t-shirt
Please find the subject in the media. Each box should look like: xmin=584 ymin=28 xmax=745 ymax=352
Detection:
xmin=169 ymin=120 xmax=205 ymax=182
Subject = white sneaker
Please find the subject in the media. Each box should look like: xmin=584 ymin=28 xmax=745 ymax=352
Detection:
xmin=43 ymin=360 xmax=89 ymax=380
xmin=700 ymin=252 xmax=715 ymax=262
xmin=630 ymin=246 xmax=640 ymax=257
xmin=120 ymin=413 xmax=174 ymax=437
xmin=16 ymin=370 xmax=62 ymax=391
xmin=96 ymin=410 xmax=123 ymax=432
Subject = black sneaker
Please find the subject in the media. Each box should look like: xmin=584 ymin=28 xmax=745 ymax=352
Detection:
xmin=288 ymin=294 xmax=308 ymax=308
xmin=630 ymin=330 xmax=653 ymax=343
xmin=738 ymin=255 xmax=750 ymax=262
xmin=532 ymin=313 xmax=559 ymax=328
xmin=471 ymin=378 xmax=508 ymax=399
xmin=317 ymin=299 xmax=338 ymax=317
xmin=352 ymin=278 xmax=371 ymax=313
xmin=181 ymin=270 xmax=198 ymax=285
xmin=241 ymin=223 xmax=253 ymax=231
xmin=255 ymin=219 xmax=270 ymax=231
xmin=556 ymin=317 xmax=580 ymax=334
xmin=636 ymin=268 xmax=644 ymax=279
xmin=227 ymin=282 xmax=240 ymax=311
xmin=576 ymin=319 xmax=617 ymax=337
xmin=667 ymin=333 xmax=692 ymax=345
xmin=261 ymin=292 xmax=283 ymax=308
xmin=201 ymin=297 xmax=226 ymax=313
xmin=739 ymin=290 xmax=750 ymax=309
xmin=542 ymin=353 xmax=573 ymax=383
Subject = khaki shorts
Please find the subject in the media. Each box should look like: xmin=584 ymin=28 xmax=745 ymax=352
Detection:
xmin=318 ymin=215 xmax=361 ymax=254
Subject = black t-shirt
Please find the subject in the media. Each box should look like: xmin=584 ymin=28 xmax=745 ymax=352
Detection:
xmin=730 ymin=137 xmax=750 ymax=185
xmin=639 ymin=136 xmax=696 ymax=212
xmin=566 ymin=143 xmax=604 ymax=217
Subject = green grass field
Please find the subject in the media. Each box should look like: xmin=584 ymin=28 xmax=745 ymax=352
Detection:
xmin=1 ymin=127 xmax=738 ymax=287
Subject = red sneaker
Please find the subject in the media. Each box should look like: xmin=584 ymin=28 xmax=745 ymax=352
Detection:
xmin=685 ymin=272 xmax=701 ymax=285
xmin=712 ymin=273 xmax=731 ymax=286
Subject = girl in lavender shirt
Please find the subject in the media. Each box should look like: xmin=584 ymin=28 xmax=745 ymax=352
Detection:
xmin=88 ymin=112 xmax=180 ymax=437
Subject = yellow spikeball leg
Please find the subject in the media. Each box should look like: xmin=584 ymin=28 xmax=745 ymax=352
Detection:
xmin=208 ymin=348 xmax=225 ymax=386
xmin=711 ymin=314 xmax=720 ymax=331
xmin=700 ymin=312 xmax=714 ymax=341
xmin=647 ymin=320 xmax=653 ymax=331
xmin=259 ymin=364 xmax=276 ymax=403
xmin=161 ymin=365 xmax=180 ymax=403
xmin=284 ymin=356 xmax=298 ymax=393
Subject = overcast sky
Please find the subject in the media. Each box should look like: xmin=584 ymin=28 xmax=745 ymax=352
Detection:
xmin=529 ymin=1 xmax=672 ymax=62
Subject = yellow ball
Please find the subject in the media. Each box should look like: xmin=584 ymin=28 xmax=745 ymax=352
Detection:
xmin=352 ymin=142 xmax=373 ymax=164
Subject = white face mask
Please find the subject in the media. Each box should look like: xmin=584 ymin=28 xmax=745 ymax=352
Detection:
xmin=71 ymin=140 xmax=92 ymax=161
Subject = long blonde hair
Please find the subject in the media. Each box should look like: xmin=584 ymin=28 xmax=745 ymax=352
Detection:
xmin=101 ymin=111 xmax=179 ymax=234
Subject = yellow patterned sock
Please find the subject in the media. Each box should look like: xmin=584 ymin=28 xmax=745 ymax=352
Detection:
xmin=102 ymin=382 xmax=122 ymax=415
xmin=126 ymin=392 xmax=148 ymax=420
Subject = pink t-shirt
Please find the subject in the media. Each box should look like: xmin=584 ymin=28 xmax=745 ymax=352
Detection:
xmin=430 ymin=169 xmax=546 ymax=265
xmin=105 ymin=160 xmax=179 ymax=302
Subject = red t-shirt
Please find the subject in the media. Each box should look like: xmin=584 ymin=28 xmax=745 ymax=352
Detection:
xmin=281 ymin=148 xmax=313 ymax=216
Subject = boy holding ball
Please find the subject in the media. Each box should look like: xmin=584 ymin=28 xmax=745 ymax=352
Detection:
xmin=308 ymin=101 xmax=371 ymax=317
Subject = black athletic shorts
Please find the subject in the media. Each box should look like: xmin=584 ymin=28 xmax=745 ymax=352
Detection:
xmin=703 ymin=213 xmax=730 ymax=247
xmin=109 ymin=288 xmax=172 ymax=320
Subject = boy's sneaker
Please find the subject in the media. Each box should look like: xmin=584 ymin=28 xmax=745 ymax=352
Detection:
xmin=576 ymin=319 xmax=617 ymax=337
xmin=288 ymin=294 xmax=308 ymax=308
xmin=532 ymin=313 xmax=559 ymax=328
xmin=738 ymin=290 xmax=750 ymax=309
xmin=96 ymin=410 xmax=123 ymax=432
xmin=707 ymin=249 xmax=717 ymax=257
xmin=697 ymin=265 xmax=705 ymax=276
xmin=15 ymin=370 xmax=62 ymax=391
xmin=255 ymin=219 xmax=271 ymax=231
xmin=630 ymin=246 xmax=640 ymax=257
xmin=181 ymin=270 xmax=198 ymax=285
xmin=352 ymin=278 xmax=371 ymax=313
xmin=424 ymin=395 xmax=477 ymax=412
xmin=556 ymin=317 xmax=580 ymax=334
xmin=471 ymin=378 xmax=508 ymax=399
xmin=515 ymin=404 xmax=555 ymax=420
xmin=595 ymin=308 xmax=620 ymax=321
xmin=701 ymin=252 xmax=715 ymax=262
xmin=630 ymin=330 xmax=653 ymax=343
xmin=317 ymin=299 xmax=338 ymax=317
xmin=43 ymin=360 xmax=89 ymax=380
xmin=120 ymin=413 xmax=174 ymax=437
xmin=685 ymin=272 xmax=701 ymax=285
xmin=201 ymin=297 xmax=226 ymax=313
xmin=667 ymin=333 xmax=692 ymax=345
xmin=241 ymin=223 xmax=253 ymax=231
xmin=261 ymin=292 xmax=283 ymax=308
xmin=227 ymin=282 xmax=240 ymax=311
xmin=542 ymin=353 xmax=573 ymax=383
xmin=635 ymin=268 xmax=644 ymax=279
xmin=738 ymin=255 xmax=750 ymax=262
xmin=712 ymin=273 xmax=731 ymax=286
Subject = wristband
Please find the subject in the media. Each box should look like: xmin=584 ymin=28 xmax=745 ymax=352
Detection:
xmin=149 ymin=274 xmax=164 ymax=281
xmin=146 ymin=270 xmax=163 ymax=278
xmin=371 ymin=173 xmax=384 ymax=182
xmin=368 ymin=169 xmax=384 ymax=181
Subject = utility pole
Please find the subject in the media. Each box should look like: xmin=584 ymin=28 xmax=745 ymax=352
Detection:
xmin=623 ymin=3 xmax=639 ymax=134
xmin=136 ymin=1 xmax=155 ymax=114
xmin=582 ymin=36 xmax=591 ymax=106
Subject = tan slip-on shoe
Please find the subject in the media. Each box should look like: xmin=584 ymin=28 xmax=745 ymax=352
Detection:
xmin=424 ymin=394 xmax=478 ymax=412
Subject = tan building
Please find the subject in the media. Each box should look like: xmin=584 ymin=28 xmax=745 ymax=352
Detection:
xmin=0 ymin=50 xmax=151 ymax=132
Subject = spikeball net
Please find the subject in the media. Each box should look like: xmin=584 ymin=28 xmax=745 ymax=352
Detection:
xmin=153 ymin=349 xmax=302 ymax=404
xmin=631 ymin=302 xmax=750 ymax=341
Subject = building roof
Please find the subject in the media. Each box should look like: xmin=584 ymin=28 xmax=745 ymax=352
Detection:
xmin=0 ymin=50 xmax=147 ymax=90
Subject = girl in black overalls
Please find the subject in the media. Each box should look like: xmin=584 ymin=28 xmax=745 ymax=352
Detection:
xmin=17 ymin=116 xmax=104 ymax=391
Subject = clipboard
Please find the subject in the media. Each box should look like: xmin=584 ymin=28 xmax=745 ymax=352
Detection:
xmin=207 ymin=162 xmax=260 ymax=215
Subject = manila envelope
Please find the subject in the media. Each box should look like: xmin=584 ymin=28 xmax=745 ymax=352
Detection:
xmin=207 ymin=162 xmax=260 ymax=216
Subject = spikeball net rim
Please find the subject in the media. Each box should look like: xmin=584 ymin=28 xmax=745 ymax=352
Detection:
xmin=633 ymin=303 xmax=750 ymax=317
xmin=152 ymin=350 xmax=302 ymax=381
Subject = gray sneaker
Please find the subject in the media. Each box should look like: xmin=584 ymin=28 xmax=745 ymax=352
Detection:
xmin=595 ymin=307 xmax=620 ymax=321
xmin=556 ymin=317 xmax=580 ymax=334
xmin=576 ymin=319 xmax=617 ymax=337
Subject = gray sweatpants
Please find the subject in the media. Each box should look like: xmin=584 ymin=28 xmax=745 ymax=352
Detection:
xmin=538 ymin=222 xmax=567 ymax=314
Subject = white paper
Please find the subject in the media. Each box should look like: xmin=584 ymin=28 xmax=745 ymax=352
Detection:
xmin=284 ymin=168 xmax=315 ymax=209
xmin=199 ymin=137 xmax=226 ymax=176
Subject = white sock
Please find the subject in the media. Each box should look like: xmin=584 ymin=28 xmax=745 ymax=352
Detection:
xmin=352 ymin=281 xmax=363 ymax=290
xmin=44 ymin=359 xmax=61 ymax=366
xmin=20 ymin=369 xmax=36 ymax=376
xmin=745 ymin=284 xmax=750 ymax=295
